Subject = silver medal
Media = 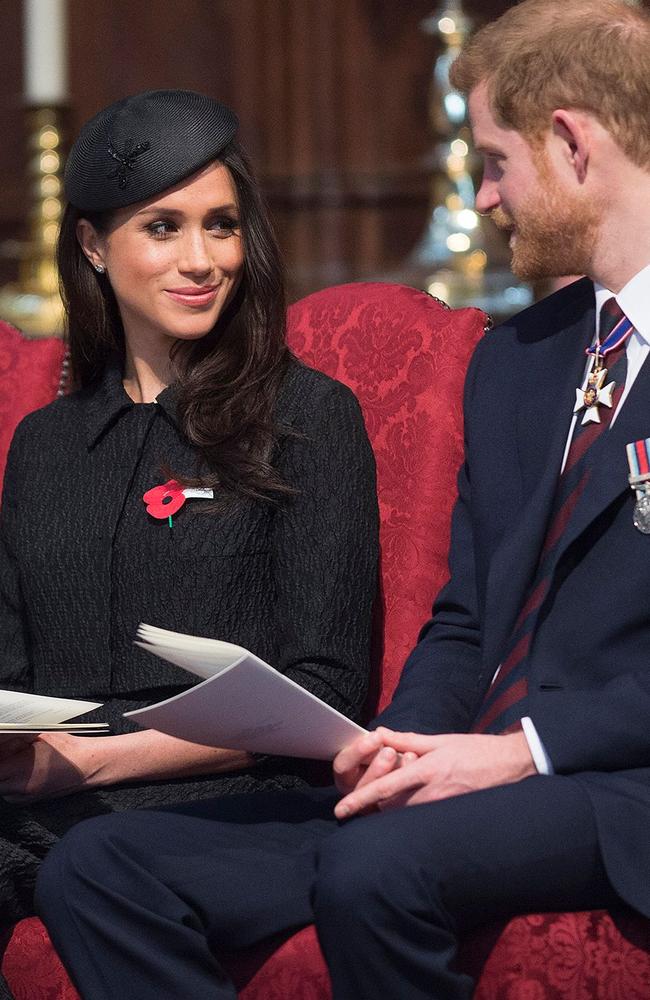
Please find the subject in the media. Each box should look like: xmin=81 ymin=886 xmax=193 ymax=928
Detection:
xmin=633 ymin=492 xmax=650 ymax=534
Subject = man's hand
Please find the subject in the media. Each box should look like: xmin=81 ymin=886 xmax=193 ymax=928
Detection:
xmin=0 ymin=733 xmax=105 ymax=802
xmin=334 ymin=728 xmax=536 ymax=820
xmin=332 ymin=729 xmax=417 ymax=798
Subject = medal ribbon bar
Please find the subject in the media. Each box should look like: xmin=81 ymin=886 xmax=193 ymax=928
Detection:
xmin=627 ymin=439 xmax=650 ymax=535
xmin=626 ymin=438 xmax=650 ymax=493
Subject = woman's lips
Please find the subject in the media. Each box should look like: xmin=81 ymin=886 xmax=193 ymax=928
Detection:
xmin=165 ymin=286 xmax=220 ymax=307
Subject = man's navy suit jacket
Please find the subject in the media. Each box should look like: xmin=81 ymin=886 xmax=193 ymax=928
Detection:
xmin=378 ymin=277 xmax=650 ymax=919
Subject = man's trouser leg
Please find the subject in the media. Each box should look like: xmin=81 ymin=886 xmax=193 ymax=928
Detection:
xmin=35 ymin=788 xmax=338 ymax=1000
xmin=313 ymin=775 xmax=622 ymax=1000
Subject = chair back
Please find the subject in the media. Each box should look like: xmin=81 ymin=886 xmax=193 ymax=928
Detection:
xmin=0 ymin=287 xmax=488 ymax=711
xmin=286 ymin=282 xmax=487 ymax=710
xmin=0 ymin=321 xmax=65 ymax=485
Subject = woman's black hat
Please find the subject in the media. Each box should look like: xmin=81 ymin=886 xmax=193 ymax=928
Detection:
xmin=65 ymin=89 xmax=239 ymax=212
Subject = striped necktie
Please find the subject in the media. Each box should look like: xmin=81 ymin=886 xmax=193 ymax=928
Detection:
xmin=472 ymin=298 xmax=630 ymax=734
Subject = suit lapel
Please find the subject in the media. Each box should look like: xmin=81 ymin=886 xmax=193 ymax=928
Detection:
xmin=553 ymin=349 xmax=650 ymax=561
xmin=482 ymin=283 xmax=596 ymax=673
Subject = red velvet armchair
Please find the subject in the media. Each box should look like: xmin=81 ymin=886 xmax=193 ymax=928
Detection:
xmin=0 ymin=323 xmax=67 ymax=487
xmin=1 ymin=283 xmax=649 ymax=999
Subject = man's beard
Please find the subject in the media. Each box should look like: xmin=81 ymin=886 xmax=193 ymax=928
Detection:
xmin=490 ymin=169 xmax=601 ymax=282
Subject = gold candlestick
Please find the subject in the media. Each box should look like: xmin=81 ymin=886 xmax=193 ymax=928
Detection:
xmin=403 ymin=2 xmax=533 ymax=321
xmin=0 ymin=106 xmax=65 ymax=337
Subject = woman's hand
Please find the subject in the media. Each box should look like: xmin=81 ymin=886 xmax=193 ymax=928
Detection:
xmin=0 ymin=729 xmax=256 ymax=803
xmin=0 ymin=732 xmax=107 ymax=802
xmin=0 ymin=733 xmax=40 ymax=757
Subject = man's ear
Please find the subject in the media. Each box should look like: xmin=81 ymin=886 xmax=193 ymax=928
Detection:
xmin=551 ymin=109 xmax=590 ymax=183
xmin=76 ymin=218 xmax=106 ymax=271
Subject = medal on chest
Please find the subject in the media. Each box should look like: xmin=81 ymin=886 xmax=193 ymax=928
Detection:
xmin=574 ymin=353 xmax=615 ymax=425
xmin=573 ymin=312 xmax=635 ymax=425
xmin=626 ymin=439 xmax=650 ymax=535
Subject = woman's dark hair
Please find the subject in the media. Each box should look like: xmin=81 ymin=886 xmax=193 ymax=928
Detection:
xmin=57 ymin=141 xmax=292 ymax=504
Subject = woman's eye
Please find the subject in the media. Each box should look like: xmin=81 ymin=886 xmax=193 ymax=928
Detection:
xmin=147 ymin=220 xmax=176 ymax=239
xmin=210 ymin=217 xmax=240 ymax=239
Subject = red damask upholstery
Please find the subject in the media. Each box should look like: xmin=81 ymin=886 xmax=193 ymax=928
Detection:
xmin=1 ymin=284 xmax=649 ymax=1000
xmin=0 ymin=320 xmax=65 ymax=486
xmin=285 ymin=282 xmax=485 ymax=709
xmin=461 ymin=911 xmax=650 ymax=1000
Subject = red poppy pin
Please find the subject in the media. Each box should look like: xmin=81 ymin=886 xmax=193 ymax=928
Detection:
xmin=143 ymin=480 xmax=214 ymax=528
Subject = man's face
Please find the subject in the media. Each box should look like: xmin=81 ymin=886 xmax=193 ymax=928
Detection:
xmin=468 ymin=82 xmax=600 ymax=281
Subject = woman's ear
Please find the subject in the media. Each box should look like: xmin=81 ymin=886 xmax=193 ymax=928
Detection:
xmin=76 ymin=219 xmax=106 ymax=273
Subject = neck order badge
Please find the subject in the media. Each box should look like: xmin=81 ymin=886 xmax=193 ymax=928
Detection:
xmin=574 ymin=300 xmax=634 ymax=425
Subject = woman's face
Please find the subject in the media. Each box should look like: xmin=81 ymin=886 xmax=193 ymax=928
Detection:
xmin=78 ymin=160 xmax=244 ymax=351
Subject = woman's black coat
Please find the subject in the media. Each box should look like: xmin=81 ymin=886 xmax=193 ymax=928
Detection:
xmin=0 ymin=356 xmax=378 ymax=921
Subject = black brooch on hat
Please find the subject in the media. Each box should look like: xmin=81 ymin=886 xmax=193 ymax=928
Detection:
xmin=107 ymin=137 xmax=151 ymax=189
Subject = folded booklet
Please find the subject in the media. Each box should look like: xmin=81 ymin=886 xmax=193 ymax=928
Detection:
xmin=0 ymin=690 xmax=108 ymax=734
xmin=124 ymin=623 xmax=367 ymax=760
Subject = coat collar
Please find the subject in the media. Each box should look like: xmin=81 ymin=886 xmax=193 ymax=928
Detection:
xmin=84 ymin=357 xmax=179 ymax=448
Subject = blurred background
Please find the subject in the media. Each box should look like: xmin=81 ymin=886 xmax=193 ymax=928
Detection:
xmin=1 ymin=0 xmax=645 ymax=334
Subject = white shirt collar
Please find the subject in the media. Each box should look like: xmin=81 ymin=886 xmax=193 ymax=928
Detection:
xmin=594 ymin=263 xmax=650 ymax=346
